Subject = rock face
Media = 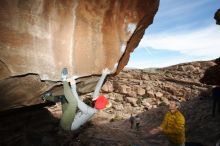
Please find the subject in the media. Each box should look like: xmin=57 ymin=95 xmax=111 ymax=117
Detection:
xmin=40 ymin=60 xmax=216 ymax=122
xmin=214 ymin=8 xmax=220 ymax=25
xmin=46 ymin=60 xmax=217 ymax=122
xmin=0 ymin=0 xmax=159 ymax=80
xmin=99 ymin=60 xmax=216 ymax=116
xmin=38 ymin=59 xmax=217 ymax=119
xmin=201 ymin=10 xmax=220 ymax=85
xmin=0 ymin=0 xmax=159 ymax=110
xmin=200 ymin=58 xmax=220 ymax=86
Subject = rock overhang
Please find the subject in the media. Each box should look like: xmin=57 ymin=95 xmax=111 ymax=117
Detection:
xmin=0 ymin=0 xmax=159 ymax=110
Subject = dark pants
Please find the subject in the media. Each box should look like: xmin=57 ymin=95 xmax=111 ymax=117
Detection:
xmin=130 ymin=122 xmax=134 ymax=129
xmin=212 ymin=96 xmax=220 ymax=117
xmin=44 ymin=81 xmax=77 ymax=130
xmin=136 ymin=123 xmax=140 ymax=130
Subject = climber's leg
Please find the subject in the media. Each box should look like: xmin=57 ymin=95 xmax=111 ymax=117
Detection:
xmin=71 ymin=108 xmax=97 ymax=130
xmin=70 ymin=69 xmax=111 ymax=130
xmin=64 ymin=76 xmax=97 ymax=130
xmin=68 ymin=76 xmax=97 ymax=114
xmin=59 ymin=68 xmax=78 ymax=131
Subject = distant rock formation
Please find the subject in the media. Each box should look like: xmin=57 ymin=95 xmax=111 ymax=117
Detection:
xmin=99 ymin=60 xmax=216 ymax=117
xmin=214 ymin=8 xmax=220 ymax=25
xmin=72 ymin=60 xmax=216 ymax=118
xmin=200 ymin=9 xmax=220 ymax=86
xmin=200 ymin=58 xmax=220 ymax=86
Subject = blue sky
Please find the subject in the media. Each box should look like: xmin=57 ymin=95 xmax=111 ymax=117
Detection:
xmin=126 ymin=0 xmax=220 ymax=68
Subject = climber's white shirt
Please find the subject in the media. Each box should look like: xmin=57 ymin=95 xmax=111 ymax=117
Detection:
xmin=71 ymin=105 xmax=97 ymax=130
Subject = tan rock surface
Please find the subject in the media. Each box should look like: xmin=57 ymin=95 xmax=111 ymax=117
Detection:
xmin=100 ymin=60 xmax=216 ymax=115
xmin=0 ymin=0 xmax=159 ymax=80
xmin=0 ymin=0 xmax=159 ymax=110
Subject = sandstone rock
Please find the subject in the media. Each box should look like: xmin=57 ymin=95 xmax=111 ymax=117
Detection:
xmin=128 ymin=79 xmax=142 ymax=85
xmin=161 ymin=97 xmax=170 ymax=105
xmin=102 ymin=60 xmax=215 ymax=116
xmin=155 ymin=92 xmax=163 ymax=98
xmin=127 ymin=91 xmax=137 ymax=98
xmin=118 ymin=72 xmax=133 ymax=79
xmin=152 ymin=105 xmax=157 ymax=108
xmin=163 ymin=85 xmax=177 ymax=95
xmin=145 ymin=90 xmax=155 ymax=98
xmin=143 ymin=98 xmax=154 ymax=104
xmin=200 ymin=58 xmax=220 ymax=86
xmin=142 ymin=74 xmax=150 ymax=80
xmin=114 ymin=83 xmax=129 ymax=94
xmin=145 ymin=86 xmax=152 ymax=91
xmin=142 ymin=100 xmax=152 ymax=109
xmin=184 ymin=65 xmax=196 ymax=72
xmin=0 ymin=0 xmax=159 ymax=110
xmin=126 ymin=97 xmax=138 ymax=107
xmin=102 ymin=81 xmax=113 ymax=92
xmin=91 ymin=111 xmax=113 ymax=125
xmin=107 ymin=93 xmax=115 ymax=100
xmin=0 ymin=0 xmax=159 ymax=80
xmin=113 ymin=94 xmax=124 ymax=102
xmin=135 ymin=86 xmax=145 ymax=96
xmin=214 ymin=8 xmax=220 ymax=25
xmin=113 ymin=104 xmax=124 ymax=111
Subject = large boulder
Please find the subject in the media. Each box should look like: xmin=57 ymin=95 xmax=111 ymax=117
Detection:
xmin=200 ymin=58 xmax=220 ymax=86
xmin=214 ymin=8 xmax=220 ymax=25
xmin=0 ymin=0 xmax=159 ymax=110
xmin=199 ymin=10 xmax=220 ymax=86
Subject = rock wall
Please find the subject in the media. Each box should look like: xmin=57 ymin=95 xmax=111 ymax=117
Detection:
xmin=200 ymin=58 xmax=220 ymax=86
xmin=0 ymin=0 xmax=159 ymax=80
xmin=200 ymin=9 xmax=220 ymax=85
xmin=98 ymin=60 xmax=215 ymax=117
xmin=214 ymin=8 xmax=220 ymax=25
xmin=0 ymin=0 xmax=159 ymax=110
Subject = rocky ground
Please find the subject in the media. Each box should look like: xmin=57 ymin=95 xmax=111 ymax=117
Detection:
xmin=0 ymin=60 xmax=220 ymax=146
xmin=0 ymin=96 xmax=219 ymax=146
xmin=80 ymin=97 xmax=220 ymax=146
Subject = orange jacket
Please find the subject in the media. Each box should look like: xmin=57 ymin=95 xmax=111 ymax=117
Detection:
xmin=160 ymin=110 xmax=185 ymax=144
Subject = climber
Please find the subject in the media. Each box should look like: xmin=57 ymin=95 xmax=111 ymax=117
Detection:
xmin=129 ymin=114 xmax=135 ymax=129
xmin=43 ymin=68 xmax=111 ymax=131
xmin=149 ymin=100 xmax=185 ymax=146
xmin=135 ymin=115 xmax=141 ymax=131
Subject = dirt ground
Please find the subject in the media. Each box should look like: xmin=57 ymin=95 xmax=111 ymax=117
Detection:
xmin=0 ymin=96 xmax=219 ymax=146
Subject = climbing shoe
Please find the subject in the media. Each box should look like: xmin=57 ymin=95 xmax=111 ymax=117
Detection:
xmin=61 ymin=68 xmax=68 ymax=81
xmin=42 ymin=92 xmax=52 ymax=101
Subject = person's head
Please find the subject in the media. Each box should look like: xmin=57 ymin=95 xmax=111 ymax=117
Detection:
xmin=94 ymin=95 xmax=111 ymax=110
xmin=169 ymin=100 xmax=181 ymax=113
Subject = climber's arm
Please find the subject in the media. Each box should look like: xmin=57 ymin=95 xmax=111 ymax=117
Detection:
xmin=92 ymin=68 xmax=110 ymax=101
